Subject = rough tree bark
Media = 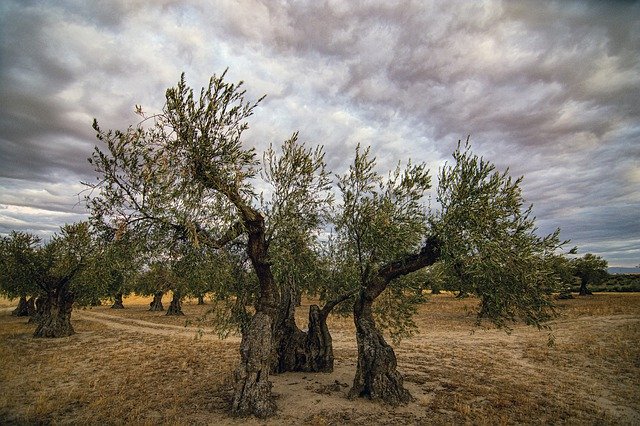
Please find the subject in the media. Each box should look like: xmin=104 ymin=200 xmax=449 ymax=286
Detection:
xmin=348 ymin=277 xmax=412 ymax=404
xmin=166 ymin=290 xmax=185 ymax=316
xmin=230 ymin=214 xmax=278 ymax=418
xmin=149 ymin=291 xmax=164 ymax=311
xmin=349 ymin=237 xmax=440 ymax=404
xmin=12 ymin=296 xmax=29 ymax=317
xmin=272 ymin=289 xmax=354 ymax=374
xmin=33 ymin=284 xmax=75 ymax=338
xmin=111 ymin=293 xmax=125 ymax=309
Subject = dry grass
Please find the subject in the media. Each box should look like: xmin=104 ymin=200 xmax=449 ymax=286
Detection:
xmin=0 ymin=293 xmax=638 ymax=425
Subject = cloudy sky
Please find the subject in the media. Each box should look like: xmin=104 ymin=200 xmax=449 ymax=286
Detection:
xmin=1 ymin=0 xmax=638 ymax=267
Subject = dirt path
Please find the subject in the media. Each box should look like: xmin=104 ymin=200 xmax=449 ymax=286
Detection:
xmin=74 ymin=309 xmax=241 ymax=342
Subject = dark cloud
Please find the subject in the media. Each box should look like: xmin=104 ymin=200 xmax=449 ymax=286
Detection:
xmin=0 ymin=0 xmax=638 ymax=266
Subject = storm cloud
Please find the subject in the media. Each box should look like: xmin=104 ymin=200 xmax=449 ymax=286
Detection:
xmin=1 ymin=0 xmax=638 ymax=266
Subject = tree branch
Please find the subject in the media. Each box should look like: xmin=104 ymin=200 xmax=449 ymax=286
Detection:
xmin=378 ymin=235 xmax=441 ymax=283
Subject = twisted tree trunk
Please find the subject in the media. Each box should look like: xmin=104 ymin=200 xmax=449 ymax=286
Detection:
xmin=348 ymin=281 xmax=411 ymax=404
xmin=349 ymin=237 xmax=440 ymax=404
xmin=579 ymin=278 xmax=593 ymax=296
xmin=29 ymin=296 xmax=44 ymax=324
xmin=272 ymin=289 xmax=354 ymax=374
xmin=231 ymin=215 xmax=277 ymax=418
xmin=33 ymin=285 xmax=75 ymax=338
xmin=26 ymin=296 xmax=36 ymax=317
xmin=149 ymin=291 xmax=164 ymax=311
xmin=111 ymin=293 xmax=125 ymax=309
xmin=166 ymin=290 xmax=184 ymax=316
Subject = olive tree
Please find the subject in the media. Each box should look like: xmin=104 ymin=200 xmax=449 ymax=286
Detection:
xmin=335 ymin=140 xmax=565 ymax=405
xmin=32 ymin=222 xmax=99 ymax=338
xmin=86 ymin=72 xmax=332 ymax=417
xmin=335 ymin=145 xmax=438 ymax=404
xmin=0 ymin=231 xmax=41 ymax=317
xmin=260 ymin=137 xmax=344 ymax=373
xmin=432 ymin=140 xmax=565 ymax=329
xmin=572 ymin=253 xmax=608 ymax=296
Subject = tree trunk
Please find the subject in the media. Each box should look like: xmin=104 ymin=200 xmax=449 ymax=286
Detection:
xmin=232 ymin=310 xmax=276 ymax=418
xmin=26 ymin=296 xmax=36 ymax=317
xmin=111 ymin=293 xmax=125 ymax=309
xmin=166 ymin=290 xmax=185 ymax=316
xmin=579 ymin=278 xmax=592 ymax=296
xmin=230 ymin=214 xmax=277 ymax=418
xmin=348 ymin=287 xmax=412 ymax=405
xmin=348 ymin=236 xmax=440 ymax=405
xmin=33 ymin=287 xmax=75 ymax=338
xmin=197 ymin=294 xmax=206 ymax=305
xmin=12 ymin=296 xmax=29 ymax=317
xmin=149 ymin=291 xmax=164 ymax=311
xmin=272 ymin=289 xmax=334 ymax=374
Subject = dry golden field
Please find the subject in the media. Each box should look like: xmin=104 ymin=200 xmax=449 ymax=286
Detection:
xmin=0 ymin=293 xmax=638 ymax=425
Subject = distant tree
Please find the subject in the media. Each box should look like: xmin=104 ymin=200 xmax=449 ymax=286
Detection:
xmin=423 ymin=262 xmax=447 ymax=295
xmin=0 ymin=231 xmax=41 ymax=317
xmin=32 ymin=222 xmax=99 ymax=338
xmin=572 ymin=253 xmax=608 ymax=296
xmin=91 ymin=231 xmax=142 ymax=309
xmin=135 ymin=261 xmax=173 ymax=312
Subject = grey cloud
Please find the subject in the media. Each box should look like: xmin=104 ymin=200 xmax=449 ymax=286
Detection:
xmin=0 ymin=0 xmax=638 ymax=266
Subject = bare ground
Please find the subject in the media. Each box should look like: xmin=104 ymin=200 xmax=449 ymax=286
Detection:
xmin=0 ymin=293 xmax=638 ymax=425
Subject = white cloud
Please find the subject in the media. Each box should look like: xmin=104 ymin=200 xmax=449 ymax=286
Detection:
xmin=0 ymin=0 xmax=638 ymax=265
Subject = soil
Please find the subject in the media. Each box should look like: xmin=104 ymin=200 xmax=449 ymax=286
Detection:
xmin=0 ymin=293 xmax=638 ymax=425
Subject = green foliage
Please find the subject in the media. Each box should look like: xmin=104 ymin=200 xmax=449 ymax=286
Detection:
xmin=596 ymin=274 xmax=640 ymax=292
xmin=432 ymin=140 xmax=565 ymax=329
xmin=84 ymin=232 xmax=143 ymax=302
xmin=28 ymin=222 xmax=101 ymax=305
xmin=572 ymin=253 xmax=608 ymax=287
xmin=261 ymin=133 xmax=333 ymax=299
xmin=334 ymin=144 xmax=432 ymax=338
xmin=86 ymin=70 xmax=264 ymax=255
xmin=336 ymin=144 xmax=432 ymax=278
xmin=134 ymin=261 xmax=174 ymax=297
xmin=373 ymin=271 xmax=427 ymax=344
xmin=423 ymin=262 xmax=447 ymax=293
xmin=0 ymin=231 xmax=41 ymax=299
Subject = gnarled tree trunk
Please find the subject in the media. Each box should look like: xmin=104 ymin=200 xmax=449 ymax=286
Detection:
xmin=111 ymin=293 xmax=125 ymax=309
xmin=272 ymin=301 xmax=333 ymax=373
xmin=348 ymin=283 xmax=412 ymax=404
xmin=12 ymin=296 xmax=29 ymax=317
xmin=33 ymin=286 xmax=75 ymax=338
xmin=349 ymin=237 xmax=440 ymax=405
xmin=231 ymin=215 xmax=277 ymax=418
xmin=149 ymin=291 xmax=164 ymax=311
xmin=166 ymin=290 xmax=184 ymax=316
xmin=29 ymin=296 xmax=44 ymax=324
xmin=272 ymin=289 xmax=353 ymax=374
